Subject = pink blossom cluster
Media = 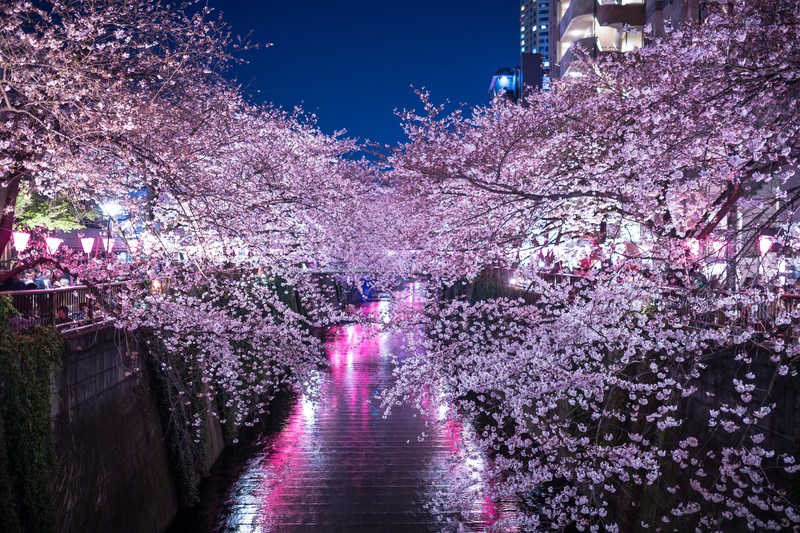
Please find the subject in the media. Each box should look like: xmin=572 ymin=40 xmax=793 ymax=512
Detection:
xmin=379 ymin=0 xmax=800 ymax=529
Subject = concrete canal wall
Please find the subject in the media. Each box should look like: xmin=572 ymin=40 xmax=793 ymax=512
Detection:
xmin=52 ymin=323 xmax=229 ymax=533
xmin=51 ymin=325 xmax=208 ymax=533
xmin=48 ymin=274 xmax=353 ymax=532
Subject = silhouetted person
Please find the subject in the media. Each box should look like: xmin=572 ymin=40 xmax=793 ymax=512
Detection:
xmin=0 ymin=273 xmax=26 ymax=291
xmin=55 ymin=305 xmax=70 ymax=324
xmin=79 ymin=300 xmax=94 ymax=320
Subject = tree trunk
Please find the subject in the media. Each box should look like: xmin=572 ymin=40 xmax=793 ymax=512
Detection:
xmin=0 ymin=167 xmax=23 ymax=258
xmin=725 ymin=203 xmax=739 ymax=290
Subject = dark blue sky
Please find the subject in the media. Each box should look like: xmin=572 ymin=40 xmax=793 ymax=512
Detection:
xmin=205 ymin=1 xmax=519 ymax=146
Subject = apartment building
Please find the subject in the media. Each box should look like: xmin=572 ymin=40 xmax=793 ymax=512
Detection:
xmin=549 ymin=0 xmax=703 ymax=78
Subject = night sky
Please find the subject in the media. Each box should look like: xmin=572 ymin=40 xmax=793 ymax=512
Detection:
xmin=204 ymin=1 xmax=519 ymax=147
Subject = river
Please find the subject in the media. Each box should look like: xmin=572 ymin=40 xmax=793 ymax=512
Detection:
xmin=168 ymin=288 xmax=508 ymax=532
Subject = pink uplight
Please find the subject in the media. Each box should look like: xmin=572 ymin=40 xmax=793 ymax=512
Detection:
xmin=758 ymin=235 xmax=774 ymax=256
xmin=11 ymin=231 xmax=30 ymax=252
xmin=81 ymin=237 xmax=95 ymax=254
xmin=45 ymin=237 xmax=63 ymax=254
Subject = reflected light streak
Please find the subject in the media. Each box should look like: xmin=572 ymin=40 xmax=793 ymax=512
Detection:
xmin=214 ymin=293 xmax=502 ymax=531
xmin=378 ymin=299 xmax=391 ymax=324
xmin=300 ymin=395 xmax=316 ymax=424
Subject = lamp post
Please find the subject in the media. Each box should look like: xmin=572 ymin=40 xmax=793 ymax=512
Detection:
xmin=489 ymin=67 xmax=521 ymax=103
xmin=100 ymin=201 xmax=123 ymax=259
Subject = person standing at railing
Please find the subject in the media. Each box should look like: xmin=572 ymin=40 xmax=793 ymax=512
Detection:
xmin=34 ymin=269 xmax=51 ymax=289
xmin=78 ymin=300 xmax=94 ymax=321
xmin=20 ymin=270 xmax=36 ymax=289
xmin=50 ymin=269 xmax=72 ymax=288
xmin=55 ymin=306 xmax=70 ymax=325
xmin=0 ymin=273 xmax=26 ymax=291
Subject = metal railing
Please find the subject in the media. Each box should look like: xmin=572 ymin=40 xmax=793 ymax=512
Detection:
xmin=663 ymin=287 xmax=800 ymax=337
xmin=0 ymin=283 xmax=126 ymax=331
xmin=4 ymin=272 xmax=799 ymax=337
xmin=511 ymin=269 xmax=800 ymax=337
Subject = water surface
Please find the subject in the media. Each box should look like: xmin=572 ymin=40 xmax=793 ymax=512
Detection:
xmin=171 ymin=292 xmax=505 ymax=532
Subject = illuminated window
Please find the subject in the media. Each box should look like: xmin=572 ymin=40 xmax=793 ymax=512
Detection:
xmin=541 ymin=24 xmax=547 ymax=30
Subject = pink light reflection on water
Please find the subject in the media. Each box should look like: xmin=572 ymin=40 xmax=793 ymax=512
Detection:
xmin=219 ymin=286 xmax=501 ymax=531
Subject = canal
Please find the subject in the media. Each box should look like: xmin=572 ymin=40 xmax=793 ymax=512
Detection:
xmin=168 ymin=291 xmax=507 ymax=532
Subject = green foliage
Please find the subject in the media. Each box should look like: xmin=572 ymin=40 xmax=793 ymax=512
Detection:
xmin=142 ymin=335 xmax=207 ymax=504
xmin=0 ymin=418 xmax=21 ymax=533
xmin=0 ymin=312 xmax=61 ymax=533
xmin=0 ymin=297 xmax=19 ymax=325
xmin=440 ymin=269 xmax=520 ymax=303
xmin=14 ymin=182 xmax=97 ymax=232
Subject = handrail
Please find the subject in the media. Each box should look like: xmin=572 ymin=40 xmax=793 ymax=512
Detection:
xmin=5 ymin=272 xmax=799 ymax=334
xmin=511 ymin=269 xmax=800 ymax=337
xmin=0 ymin=282 xmax=126 ymax=330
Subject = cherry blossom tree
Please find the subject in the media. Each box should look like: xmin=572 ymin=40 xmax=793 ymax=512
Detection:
xmin=0 ymin=0 xmax=380 ymax=445
xmin=5 ymin=0 xmax=800 ymax=527
xmin=381 ymin=0 xmax=800 ymax=529
xmin=390 ymin=0 xmax=799 ymax=282
xmin=0 ymin=0 xmax=255 ymax=255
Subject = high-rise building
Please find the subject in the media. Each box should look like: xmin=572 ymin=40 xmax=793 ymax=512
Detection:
xmin=549 ymin=0 xmax=704 ymax=78
xmin=520 ymin=1 xmax=552 ymax=69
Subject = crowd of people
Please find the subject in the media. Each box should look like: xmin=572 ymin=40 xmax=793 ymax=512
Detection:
xmin=0 ymin=267 xmax=100 ymax=330
xmin=54 ymin=301 xmax=95 ymax=325
xmin=0 ymin=267 xmax=76 ymax=291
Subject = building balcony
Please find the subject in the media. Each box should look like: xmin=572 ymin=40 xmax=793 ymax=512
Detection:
xmin=559 ymin=36 xmax=598 ymax=76
xmin=560 ymin=0 xmax=646 ymax=39
xmin=560 ymin=0 xmax=595 ymax=40
xmin=596 ymin=2 xmax=645 ymax=29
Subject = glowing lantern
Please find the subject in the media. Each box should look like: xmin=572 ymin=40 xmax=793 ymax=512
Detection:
xmin=758 ymin=235 xmax=774 ymax=256
xmin=45 ymin=237 xmax=63 ymax=254
xmin=81 ymin=237 xmax=95 ymax=255
xmin=103 ymin=237 xmax=115 ymax=254
xmin=11 ymin=231 xmax=30 ymax=252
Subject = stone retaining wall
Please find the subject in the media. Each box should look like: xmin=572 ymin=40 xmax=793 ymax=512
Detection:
xmin=51 ymin=325 xmax=225 ymax=533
